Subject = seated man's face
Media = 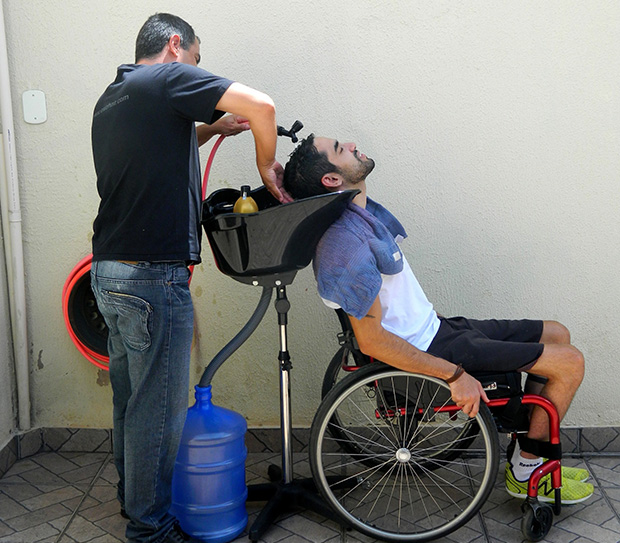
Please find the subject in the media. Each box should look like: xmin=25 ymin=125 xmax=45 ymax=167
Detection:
xmin=314 ymin=137 xmax=375 ymax=185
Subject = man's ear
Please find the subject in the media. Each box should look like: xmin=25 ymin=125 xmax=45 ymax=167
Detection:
xmin=321 ymin=173 xmax=343 ymax=190
xmin=167 ymin=34 xmax=182 ymax=57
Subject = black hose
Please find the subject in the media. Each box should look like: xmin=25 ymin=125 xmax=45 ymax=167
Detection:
xmin=199 ymin=286 xmax=273 ymax=387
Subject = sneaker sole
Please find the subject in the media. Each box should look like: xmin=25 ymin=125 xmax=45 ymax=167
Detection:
xmin=505 ymin=487 xmax=593 ymax=505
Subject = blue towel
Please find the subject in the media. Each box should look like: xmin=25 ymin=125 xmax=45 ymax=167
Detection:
xmin=313 ymin=198 xmax=407 ymax=319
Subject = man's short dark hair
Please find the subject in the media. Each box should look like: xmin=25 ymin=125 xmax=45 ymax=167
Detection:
xmin=135 ymin=13 xmax=198 ymax=63
xmin=283 ymin=134 xmax=340 ymax=200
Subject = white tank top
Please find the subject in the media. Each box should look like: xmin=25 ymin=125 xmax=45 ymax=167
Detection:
xmin=378 ymin=254 xmax=440 ymax=351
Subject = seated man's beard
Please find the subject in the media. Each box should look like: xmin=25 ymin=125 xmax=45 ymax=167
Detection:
xmin=346 ymin=158 xmax=375 ymax=184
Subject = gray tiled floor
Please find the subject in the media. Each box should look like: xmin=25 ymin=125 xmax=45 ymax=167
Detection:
xmin=1 ymin=451 xmax=619 ymax=543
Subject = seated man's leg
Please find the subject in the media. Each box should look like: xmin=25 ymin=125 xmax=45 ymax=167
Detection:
xmin=539 ymin=319 xmax=571 ymax=344
xmin=523 ymin=341 xmax=584 ymax=443
xmin=428 ymin=317 xmax=593 ymax=503
xmin=523 ymin=320 xmax=566 ymax=397
xmin=506 ymin=322 xmax=592 ymax=503
xmin=520 ymin=320 xmax=582 ymax=442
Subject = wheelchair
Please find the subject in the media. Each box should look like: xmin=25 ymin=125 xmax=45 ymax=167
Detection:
xmin=309 ymin=309 xmax=563 ymax=542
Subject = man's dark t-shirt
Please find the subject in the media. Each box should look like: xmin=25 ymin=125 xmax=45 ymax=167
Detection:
xmin=91 ymin=62 xmax=233 ymax=263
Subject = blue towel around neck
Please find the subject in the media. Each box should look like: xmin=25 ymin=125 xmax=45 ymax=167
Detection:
xmin=313 ymin=198 xmax=407 ymax=319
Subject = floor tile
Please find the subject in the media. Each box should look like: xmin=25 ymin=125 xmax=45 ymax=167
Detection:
xmin=18 ymin=466 xmax=71 ymax=489
xmin=0 ymin=523 xmax=60 ymax=543
xmin=0 ymin=449 xmax=618 ymax=543
xmin=4 ymin=503 xmax=73 ymax=532
xmin=0 ymin=521 xmax=14 ymax=538
xmin=0 ymin=492 xmax=29 ymax=520
xmin=2 ymin=459 xmax=39 ymax=478
xmin=64 ymin=514 xmax=109 ymax=542
xmin=92 ymin=512 xmax=127 ymax=542
xmin=21 ymin=485 xmax=83 ymax=511
xmin=31 ymin=452 xmax=84 ymax=475
xmin=0 ymin=481 xmax=41 ymax=503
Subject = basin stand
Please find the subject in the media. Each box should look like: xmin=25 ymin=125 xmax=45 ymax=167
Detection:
xmin=246 ymin=285 xmax=341 ymax=542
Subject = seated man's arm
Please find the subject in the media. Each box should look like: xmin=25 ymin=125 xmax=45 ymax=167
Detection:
xmin=348 ymin=296 xmax=489 ymax=418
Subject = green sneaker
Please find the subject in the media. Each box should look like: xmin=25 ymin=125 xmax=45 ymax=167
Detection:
xmin=542 ymin=461 xmax=589 ymax=483
xmin=559 ymin=464 xmax=589 ymax=483
xmin=505 ymin=463 xmax=594 ymax=504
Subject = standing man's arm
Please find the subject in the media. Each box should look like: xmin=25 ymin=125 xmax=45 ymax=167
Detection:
xmin=348 ymin=296 xmax=489 ymax=418
xmin=215 ymin=82 xmax=291 ymax=203
xmin=196 ymin=115 xmax=250 ymax=146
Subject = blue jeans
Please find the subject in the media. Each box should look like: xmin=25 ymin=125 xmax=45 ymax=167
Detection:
xmin=91 ymin=260 xmax=193 ymax=543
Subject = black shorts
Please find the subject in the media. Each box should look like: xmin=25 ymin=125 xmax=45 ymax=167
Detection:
xmin=426 ymin=316 xmax=544 ymax=373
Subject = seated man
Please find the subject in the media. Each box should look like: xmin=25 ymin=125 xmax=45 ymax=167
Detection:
xmin=283 ymin=134 xmax=593 ymax=504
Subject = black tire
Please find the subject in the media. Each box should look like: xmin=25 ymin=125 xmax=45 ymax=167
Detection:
xmin=310 ymin=364 xmax=499 ymax=542
xmin=521 ymin=502 xmax=554 ymax=542
xmin=67 ymin=273 xmax=108 ymax=356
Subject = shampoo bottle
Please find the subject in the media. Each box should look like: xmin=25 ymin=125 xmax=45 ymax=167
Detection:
xmin=233 ymin=185 xmax=258 ymax=213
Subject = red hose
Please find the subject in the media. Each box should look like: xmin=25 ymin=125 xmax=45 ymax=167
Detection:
xmin=64 ymin=136 xmax=227 ymax=370
xmin=189 ymin=134 xmax=226 ymax=279
xmin=203 ymin=135 xmax=226 ymax=200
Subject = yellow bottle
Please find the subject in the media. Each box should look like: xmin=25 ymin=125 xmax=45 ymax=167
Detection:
xmin=233 ymin=185 xmax=258 ymax=213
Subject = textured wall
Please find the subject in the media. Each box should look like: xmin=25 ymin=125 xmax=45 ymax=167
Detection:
xmin=1 ymin=1 xmax=618 ymax=430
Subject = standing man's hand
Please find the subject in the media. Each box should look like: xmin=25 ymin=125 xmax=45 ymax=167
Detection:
xmin=260 ymin=160 xmax=291 ymax=203
xmin=196 ymin=115 xmax=250 ymax=146
xmin=213 ymin=114 xmax=250 ymax=136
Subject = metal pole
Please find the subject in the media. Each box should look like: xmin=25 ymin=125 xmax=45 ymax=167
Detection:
xmin=275 ymin=285 xmax=293 ymax=483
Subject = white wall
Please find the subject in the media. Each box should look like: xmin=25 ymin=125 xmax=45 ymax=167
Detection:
xmin=1 ymin=0 xmax=618 ymax=430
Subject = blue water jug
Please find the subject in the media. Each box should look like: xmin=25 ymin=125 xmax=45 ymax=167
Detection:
xmin=171 ymin=385 xmax=248 ymax=543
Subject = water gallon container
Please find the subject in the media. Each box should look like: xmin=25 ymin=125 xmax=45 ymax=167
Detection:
xmin=171 ymin=386 xmax=248 ymax=543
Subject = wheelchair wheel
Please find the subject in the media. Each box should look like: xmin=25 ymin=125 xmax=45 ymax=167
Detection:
xmin=322 ymin=356 xmax=481 ymax=471
xmin=521 ymin=501 xmax=553 ymax=541
xmin=310 ymin=364 xmax=499 ymax=542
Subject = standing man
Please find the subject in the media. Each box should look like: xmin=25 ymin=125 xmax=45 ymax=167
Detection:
xmin=90 ymin=13 xmax=286 ymax=543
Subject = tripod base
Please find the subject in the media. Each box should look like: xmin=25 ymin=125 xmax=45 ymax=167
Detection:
xmin=246 ymin=466 xmax=344 ymax=542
